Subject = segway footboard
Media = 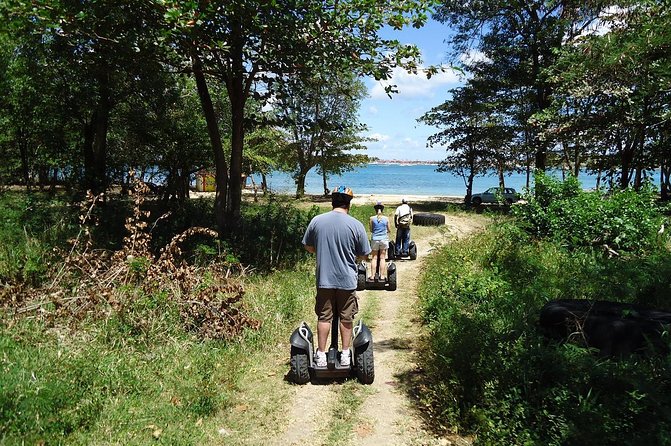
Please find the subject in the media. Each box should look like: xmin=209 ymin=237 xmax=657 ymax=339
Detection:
xmin=357 ymin=262 xmax=397 ymax=291
xmin=389 ymin=240 xmax=417 ymax=261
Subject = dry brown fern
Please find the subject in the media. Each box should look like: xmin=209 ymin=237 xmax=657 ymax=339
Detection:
xmin=5 ymin=172 xmax=260 ymax=340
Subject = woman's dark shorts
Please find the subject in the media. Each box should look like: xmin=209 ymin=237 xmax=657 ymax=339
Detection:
xmin=315 ymin=288 xmax=358 ymax=323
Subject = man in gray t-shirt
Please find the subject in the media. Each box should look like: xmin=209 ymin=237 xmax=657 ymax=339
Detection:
xmin=302 ymin=186 xmax=371 ymax=367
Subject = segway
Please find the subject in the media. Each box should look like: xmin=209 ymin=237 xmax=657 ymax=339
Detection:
xmin=357 ymin=255 xmax=397 ymax=291
xmin=388 ymin=240 xmax=417 ymax=261
xmin=289 ymin=313 xmax=375 ymax=384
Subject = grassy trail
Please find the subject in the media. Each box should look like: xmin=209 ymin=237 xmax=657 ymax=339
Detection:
xmin=220 ymin=213 xmax=487 ymax=446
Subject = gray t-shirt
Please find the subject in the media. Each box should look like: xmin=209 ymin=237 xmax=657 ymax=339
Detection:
xmin=302 ymin=210 xmax=371 ymax=290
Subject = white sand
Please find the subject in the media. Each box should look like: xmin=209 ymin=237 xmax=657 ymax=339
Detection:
xmin=350 ymin=193 xmax=463 ymax=205
xmin=192 ymin=190 xmax=464 ymax=205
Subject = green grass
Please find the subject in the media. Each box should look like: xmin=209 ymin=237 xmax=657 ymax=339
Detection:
xmin=0 ymin=192 xmax=79 ymax=284
xmin=322 ymin=381 xmax=375 ymax=445
xmin=0 ymin=263 xmax=317 ymax=445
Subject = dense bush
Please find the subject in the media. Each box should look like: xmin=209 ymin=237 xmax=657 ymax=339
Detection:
xmin=234 ymin=199 xmax=319 ymax=270
xmin=513 ymin=173 xmax=666 ymax=252
xmin=419 ymin=220 xmax=671 ymax=445
xmin=0 ymin=191 xmax=320 ymax=289
xmin=0 ymin=192 xmax=78 ymax=285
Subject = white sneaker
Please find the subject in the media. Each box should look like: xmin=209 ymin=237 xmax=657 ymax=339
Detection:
xmin=340 ymin=349 xmax=351 ymax=367
xmin=314 ymin=350 xmax=327 ymax=367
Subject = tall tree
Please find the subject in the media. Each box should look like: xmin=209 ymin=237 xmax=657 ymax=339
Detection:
xmin=541 ymin=0 xmax=671 ymax=190
xmin=433 ymin=0 xmax=606 ymax=171
xmin=4 ymin=0 xmax=167 ymax=193
xmin=159 ymin=0 xmax=432 ymax=233
xmin=420 ymin=83 xmax=515 ymax=203
xmin=274 ymin=71 xmax=369 ymax=198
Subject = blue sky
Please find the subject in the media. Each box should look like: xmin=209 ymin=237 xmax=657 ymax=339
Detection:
xmin=358 ymin=19 xmax=464 ymax=161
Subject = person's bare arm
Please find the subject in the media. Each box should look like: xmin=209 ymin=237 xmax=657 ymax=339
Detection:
xmin=304 ymin=245 xmax=316 ymax=254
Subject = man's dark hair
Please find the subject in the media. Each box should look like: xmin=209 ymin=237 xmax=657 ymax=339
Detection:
xmin=332 ymin=193 xmax=352 ymax=209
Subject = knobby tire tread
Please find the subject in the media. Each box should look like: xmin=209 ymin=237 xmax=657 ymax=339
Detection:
xmin=290 ymin=347 xmax=310 ymax=384
xmin=356 ymin=342 xmax=375 ymax=384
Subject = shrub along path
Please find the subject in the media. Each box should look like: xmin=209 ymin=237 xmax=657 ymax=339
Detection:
xmin=271 ymin=214 xmax=487 ymax=446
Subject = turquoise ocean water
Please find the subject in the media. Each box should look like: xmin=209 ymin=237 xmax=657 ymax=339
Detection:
xmin=260 ymin=164 xmax=632 ymax=197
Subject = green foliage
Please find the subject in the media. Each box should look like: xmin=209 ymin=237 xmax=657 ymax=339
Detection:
xmin=418 ymin=220 xmax=671 ymax=445
xmin=0 ymin=192 xmax=78 ymax=285
xmin=234 ymin=198 xmax=319 ymax=271
xmin=513 ymin=173 xmax=666 ymax=252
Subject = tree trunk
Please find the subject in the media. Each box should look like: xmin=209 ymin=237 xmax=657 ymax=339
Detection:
xmin=634 ymin=166 xmax=643 ymax=190
xmin=228 ymin=78 xmax=245 ymax=232
xmin=661 ymin=164 xmax=670 ymax=201
xmin=92 ymin=72 xmax=111 ymax=194
xmin=619 ymin=137 xmax=633 ymax=190
xmin=295 ymin=170 xmax=308 ymax=198
xmin=192 ymin=50 xmax=228 ymax=234
xmin=18 ymin=128 xmax=30 ymax=191
xmin=49 ymin=168 xmax=58 ymax=194
xmin=83 ymin=114 xmax=96 ymax=191
xmin=534 ymin=143 xmax=547 ymax=172
xmin=261 ymin=173 xmax=268 ymax=194
xmin=465 ymin=168 xmax=475 ymax=207
xmin=498 ymin=160 xmax=505 ymax=189
xmin=322 ymin=162 xmax=329 ymax=196
xmin=225 ymin=23 xmax=247 ymax=236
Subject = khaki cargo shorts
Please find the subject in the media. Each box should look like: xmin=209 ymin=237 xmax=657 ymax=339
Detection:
xmin=315 ymin=288 xmax=359 ymax=323
xmin=371 ymin=239 xmax=389 ymax=251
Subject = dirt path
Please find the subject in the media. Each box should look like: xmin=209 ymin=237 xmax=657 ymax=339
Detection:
xmin=273 ymin=214 xmax=486 ymax=446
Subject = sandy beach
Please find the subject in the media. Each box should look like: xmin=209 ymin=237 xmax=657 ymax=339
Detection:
xmin=350 ymin=193 xmax=463 ymax=206
xmin=192 ymin=190 xmax=466 ymax=205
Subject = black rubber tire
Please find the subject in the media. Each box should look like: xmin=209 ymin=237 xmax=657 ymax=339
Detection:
xmin=413 ymin=212 xmax=445 ymax=226
xmin=387 ymin=268 xmax=397 ymax=291
xmin=355 ymin=342 xmax=375 ymax=384
xmin=505 ymin=198 xmax=513 ymax=205
xmin=472 ymin=197 xmax=482 ymax=205
xmin=409 ymin=242 xmax=417 ymax=260
xmin=387 ymin=241 xmax=396 ymax=260
xmin=357 ymin=272 xmax=366 ymax=291
xmin=289 ymin=347 xmax=310 ymax=384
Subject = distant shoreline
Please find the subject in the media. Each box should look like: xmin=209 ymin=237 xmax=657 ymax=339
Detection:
xmin=195 ymin=190 xmax=465 ymax=205
xmin=368 ymin=160 xmax=440 ymax=166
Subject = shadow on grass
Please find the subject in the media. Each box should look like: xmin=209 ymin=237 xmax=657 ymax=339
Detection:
xmin=374 ymin=337 xmax=413 ymax=353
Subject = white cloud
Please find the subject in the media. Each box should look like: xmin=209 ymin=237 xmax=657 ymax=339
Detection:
xmin=459 ymin=49 xmax=491 ymax=66
xmin=368 ymin=132 xmax=390 ymax=142
xmin=369 ymin=65 xmax=460 ymax=100
xmin=365 ymin=136 xmax=437 ymax=161
xmin=574 ymin=5 xmax=629 ymax=39
xmin=368 ymin=105 xmax=379 ymax=114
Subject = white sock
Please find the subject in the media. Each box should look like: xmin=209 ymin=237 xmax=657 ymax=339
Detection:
xmin=341 ymin=348 xmax=350 ymax=357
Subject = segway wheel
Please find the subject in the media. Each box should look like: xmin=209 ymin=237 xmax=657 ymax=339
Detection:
xmin=409 ymin=242 xmax=417 ymax=260
xmin=387 ymin=268 xmax=397 ymax=291
xmin=357 ymin=271 xmax=366 ymax=291
xmin=355 ymin=342 xmax=375 ymax=384
xmin=290 ymin=346 xmax=310 ymax=384
xmin=387 ymin=241 xmax=396 ymax=260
